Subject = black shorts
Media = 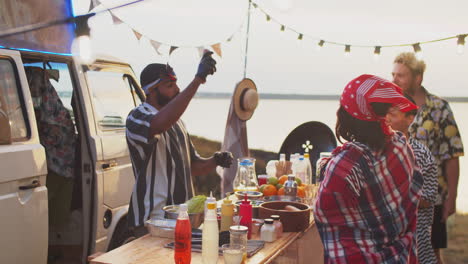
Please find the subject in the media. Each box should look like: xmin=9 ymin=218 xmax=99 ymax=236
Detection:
xmin=431 ymin=205 xmax=447 ymax=249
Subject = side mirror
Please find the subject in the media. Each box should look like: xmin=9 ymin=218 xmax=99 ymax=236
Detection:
xmin=0 ymin=107 xmax=12 ymax=145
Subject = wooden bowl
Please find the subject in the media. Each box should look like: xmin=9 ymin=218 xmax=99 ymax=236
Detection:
xmin=258 ymin=201 xmax=311 ymax=232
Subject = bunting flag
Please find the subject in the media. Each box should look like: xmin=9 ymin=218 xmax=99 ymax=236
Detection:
xmin=197 ymin=47 xmax=205 ymax=58
xmin=132 ymin=29 xmax=142 ymax=40
xmin=150 ymin=40 xmax=162 ymax=55
xmin=110 ymin=11 xmax=123 ymax=25
xmin=169 ymin=46 xmax=179 ymax=55
xmin=211 ymin=43 xmax=222 ymax=57
xmin=89 ymin=0 xmax=101 ymax=12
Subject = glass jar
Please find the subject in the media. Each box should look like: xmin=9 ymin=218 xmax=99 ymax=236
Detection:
xmin=229 ymin=225 xmax=248 ymax=249
xmin=260 ymin=219 xmax=276 ymax=242
xmin=270 ymin=215 xmax=283 ymax=238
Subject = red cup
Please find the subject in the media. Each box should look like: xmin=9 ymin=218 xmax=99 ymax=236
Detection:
xmin=258 ymin=174 xmax=268 ymax=185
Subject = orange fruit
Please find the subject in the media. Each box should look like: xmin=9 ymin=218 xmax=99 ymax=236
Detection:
xmin=262 ymin=184 xmax=278 ymax=196
xmin=278 ymin=175 xmax=288 ymax=185
xmin=277 ymin=187 xmax=285 ymax=196
xmin=297 ymin=186 xmax=305 ymax=198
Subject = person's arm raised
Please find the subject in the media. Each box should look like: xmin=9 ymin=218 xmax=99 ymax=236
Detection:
xmin=149 ymin=51 xmax=216 ymax=137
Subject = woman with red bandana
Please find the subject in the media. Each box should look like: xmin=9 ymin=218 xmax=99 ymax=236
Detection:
xmin=313 ymin=74 xmax=424 ymax=263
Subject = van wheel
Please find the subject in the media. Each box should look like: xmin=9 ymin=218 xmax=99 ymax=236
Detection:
xmin=107 ymin=217 xmax=136 ymax=251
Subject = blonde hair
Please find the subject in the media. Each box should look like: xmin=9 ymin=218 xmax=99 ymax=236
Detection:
xmin=394 ymin=52 xmax=426 ymax=76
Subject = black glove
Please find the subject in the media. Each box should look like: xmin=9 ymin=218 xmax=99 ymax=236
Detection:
xmin=214 ymin=151 xmax=233 ymax=168
xmin=195 ymin=51 xmax=217 ymax=82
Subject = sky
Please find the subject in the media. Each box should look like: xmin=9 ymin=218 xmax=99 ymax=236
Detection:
xmin=73 ymin=0 xmax=468 ymax=97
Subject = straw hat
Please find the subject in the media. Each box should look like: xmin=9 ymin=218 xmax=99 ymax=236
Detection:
xmin=233 ymin=78 xmax=258 ymax=121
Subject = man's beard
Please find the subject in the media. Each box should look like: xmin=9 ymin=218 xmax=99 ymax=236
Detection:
xmin=156 ymin=89 xmax=179 ymax=106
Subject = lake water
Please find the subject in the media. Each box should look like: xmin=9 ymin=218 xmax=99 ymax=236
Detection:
xmin=182 ymin=98 xmax=468 ymax=213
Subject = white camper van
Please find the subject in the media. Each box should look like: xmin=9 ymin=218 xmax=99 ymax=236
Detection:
xmin=0 ymin=48 xmax=144 ymax=263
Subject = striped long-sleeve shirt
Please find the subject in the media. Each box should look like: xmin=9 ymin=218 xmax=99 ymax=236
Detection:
xmin=313 ymin=133 xmax=423 ymax=264
xmin=410 ymin=137 xmax=438 ymax=264
xmin=125 ymin=102 xmax=201 ymax=227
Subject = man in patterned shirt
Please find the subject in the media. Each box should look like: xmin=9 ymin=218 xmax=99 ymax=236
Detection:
xmin=387 ymin=95 xmax=438 ymax=264
xmin=126 ymin=51 xmax=233 ymax=230
xmin=392 ymin=52 xmax=464 ymax=263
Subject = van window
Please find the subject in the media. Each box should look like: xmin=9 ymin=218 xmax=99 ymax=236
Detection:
xmin=23 ymin=62 xmax=75 ymax=122
xmin=0 ymin=59 xmax=28 ymax=141
xmin=86 ymin=71 xmax=139 ymax=130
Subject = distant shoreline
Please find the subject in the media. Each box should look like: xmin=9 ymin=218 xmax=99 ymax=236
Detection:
xmin=195 ymin=92 xmax=468 ymax=102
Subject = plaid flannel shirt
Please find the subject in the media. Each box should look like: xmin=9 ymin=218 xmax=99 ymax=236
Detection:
xmin=313 ymin=133 xmax=423 ymax=264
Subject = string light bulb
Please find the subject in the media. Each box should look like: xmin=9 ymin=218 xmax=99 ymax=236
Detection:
xmin=297 ymin=33 xmax=303 ymax=41
xmin=71 ymin=14 xmax=95 ymax=64
xmin=413 ymin=43 xmax=423 ymax=60
xmin=266 ymin=15 xmax=271 ymax=21
xmin=344 ymin=45 xmax=351 ymax=57
xmin=280 ymin=25 xmax=285 ymax=32
xmin=374 ymin=46 xmax=381 ymax=60
xmin=316 ymin=40 xmax=325 ymax=51
xmin=457 ymin=35 xmax=466 ymax=54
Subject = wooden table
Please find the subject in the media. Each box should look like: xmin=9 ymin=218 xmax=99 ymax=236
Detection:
xmin=90 ymin=219 xmax=323 ymax=264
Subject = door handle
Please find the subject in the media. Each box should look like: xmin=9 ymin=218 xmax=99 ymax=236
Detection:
xmin=102 ymin=161 xmax=118 ymax=170
xmin=19 ymin=180 xmax=41 ymax=190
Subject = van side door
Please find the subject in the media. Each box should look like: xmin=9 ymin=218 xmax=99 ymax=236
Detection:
xmin=0 ymin=49 xmax=48 ymax=264
xmin=81 ymin=61 xmax=142 ymax=252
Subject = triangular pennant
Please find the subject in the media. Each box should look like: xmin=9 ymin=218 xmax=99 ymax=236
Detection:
xmin=132 ymin=29 xmax=143 ymax=40
xmin=150 ymin=40 xmax=162 ymax=55
xmin=197 ymin=47 xmax=205 ymax=58
xmin=227 ymin=35 xmax=234 ymax=42
xmin=211 ymin=43 xmax=222 ymax=57
xmin=169 ymin=46 xmax=178 ymax=55
xmin=110 ymin=12 xmax=123 ymax=25
xmin=89 ymin=0 xmax=101 ymax=12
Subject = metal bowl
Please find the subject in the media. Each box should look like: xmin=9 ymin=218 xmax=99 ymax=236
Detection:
xmin=235 ymin=190 xmax=263 ymax=200
xmin=163 ymin=205 xmax=204 ymax=229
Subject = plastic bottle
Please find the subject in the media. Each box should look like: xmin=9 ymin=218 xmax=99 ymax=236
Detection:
xmin=295 ymin=155 xmax=307 ymax=184
xmin=239 ymin=194 xmax=253 ymax=239
xmin=220 ymin=197 xmax=234 ymax=232
xmin=290 ymin=153 xmax=298 ymax=175
xmin=175 ymin=203 xmax=192 ymax=264
xmin=279 ymin=153 xmax=286 ymax=162
xmin=204 ymin=191 xmax=216 ymax=216
xmin=315 ymin=152 xmax=332 ymax=183
xmin=303 ymin=153 xmax=313 ymax=185
xmin=202 ymin=202 xmax=219 ymax=264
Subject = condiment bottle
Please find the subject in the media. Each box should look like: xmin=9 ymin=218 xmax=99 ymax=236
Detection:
xmin=202 ymin=202 xmax=219 ymax=264
xmin=260 ymin=219 xmax=276 ymax=242
xmin=205 ymin=191 xmax=216 ymax=216
xmin=270 ymin=215 xmax=283 ymax=238
xmin=239 ymin=194 xmax=253 ymax=239
xmin=174 ymin=204 xmax=191 ymax=264
xmin=220 ymin=197 xmax=234 ymax=232
xmin=284 ymin=174 xmax=298 ymax=197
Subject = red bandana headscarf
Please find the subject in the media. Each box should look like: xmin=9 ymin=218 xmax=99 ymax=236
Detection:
xmin=340 ymin=74 xmax=418 ymax=135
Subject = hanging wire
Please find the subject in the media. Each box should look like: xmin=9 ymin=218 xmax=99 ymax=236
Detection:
xmin=250 ymin=0 xmax=466 ymax=49
xmin=243 ymin=0 xmax=252 ymax=78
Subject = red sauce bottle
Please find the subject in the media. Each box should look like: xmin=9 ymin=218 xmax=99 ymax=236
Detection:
xmin=239 ymin=194 xmax=253 ymax=239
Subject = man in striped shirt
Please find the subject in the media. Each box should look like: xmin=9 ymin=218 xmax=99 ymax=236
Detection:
xmin=126 ymin=51 xmax=233 ymax=229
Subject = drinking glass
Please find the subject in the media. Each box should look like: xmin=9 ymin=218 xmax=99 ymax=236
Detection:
xmin=222 ymin=244 xmax=245 ymax=264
